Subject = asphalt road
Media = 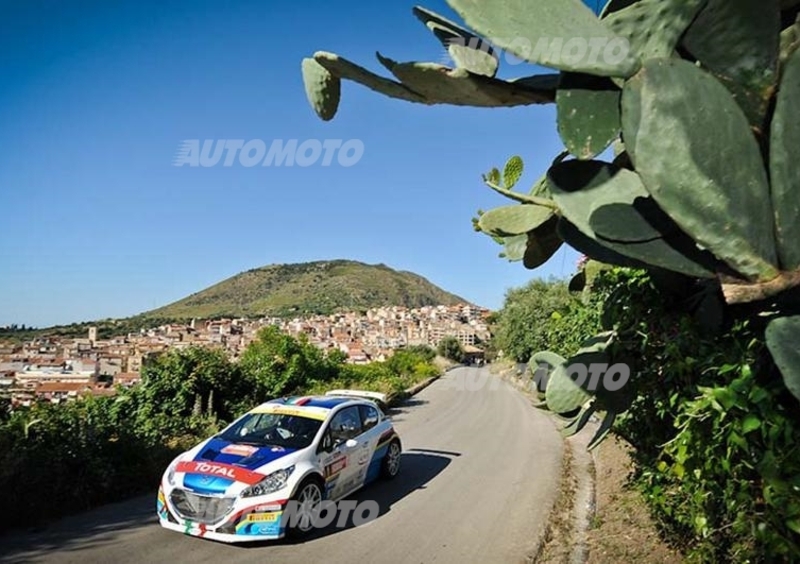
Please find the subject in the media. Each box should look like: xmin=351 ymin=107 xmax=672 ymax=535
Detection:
xmin=0 ymin=367 xmax=564 ymax=564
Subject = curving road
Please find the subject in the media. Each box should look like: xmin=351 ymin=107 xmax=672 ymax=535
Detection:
xmin=0 ymin=367 xmax=563 ymax=564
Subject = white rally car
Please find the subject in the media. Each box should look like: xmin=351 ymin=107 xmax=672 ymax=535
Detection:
xmin=157 ymin=391 xmax=402 ymax=542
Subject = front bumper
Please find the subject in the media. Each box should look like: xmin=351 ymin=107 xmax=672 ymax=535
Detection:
xmin=158 ymin=516 xmax=284 ymax=542
xmin=157 ymin=485 xmax=288 ymax=543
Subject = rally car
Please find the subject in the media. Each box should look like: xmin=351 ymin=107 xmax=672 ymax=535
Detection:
xmin=156 ymin=391 xmax=402 ymax=542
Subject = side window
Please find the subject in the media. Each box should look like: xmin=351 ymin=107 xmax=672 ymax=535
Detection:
xmin=329 ymin=406 xmax=363 ymax=444
xmin=359 ymin=405 xmax=380 ymax=432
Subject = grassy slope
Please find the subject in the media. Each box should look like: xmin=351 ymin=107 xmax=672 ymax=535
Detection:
xmin=142 ymin=259 xmax=469 ymax=319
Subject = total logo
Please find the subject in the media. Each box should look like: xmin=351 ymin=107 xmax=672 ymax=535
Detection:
xmin=194 ymin=462 xmax=237 ymax=479
xmin=179 ymin=461 xmax=237 ymax=479
xmin=176 ymin=460 xmax=266 ymax=485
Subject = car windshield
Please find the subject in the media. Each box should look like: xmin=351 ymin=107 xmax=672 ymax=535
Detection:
xmin=216 ymin=412 xmax=323 ymax=450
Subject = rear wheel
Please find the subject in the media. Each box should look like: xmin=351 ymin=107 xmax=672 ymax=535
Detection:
xmin=285 ymin=478 xmax=323 ymax=539
xmin=381 ymin=440 xmax=402 ymax=479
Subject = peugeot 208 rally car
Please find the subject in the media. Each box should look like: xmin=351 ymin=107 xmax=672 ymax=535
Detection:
xmin=156 ymin=391 xmax=402 ymax=542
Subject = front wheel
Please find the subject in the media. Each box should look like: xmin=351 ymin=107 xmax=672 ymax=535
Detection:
xmin=381 ymin=440 xmax=402 ymax=479
xmin=285 ymin=478 xmax=323 ymax=539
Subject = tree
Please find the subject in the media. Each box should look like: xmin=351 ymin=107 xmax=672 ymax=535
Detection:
xmin=492 ymin=278 xmax=575 ymax=362
xmin=131 ymin=345 xmax=242 ymax=438
xmin=239 ymin=326 xmax=337 ymax=400
xmin=404 ymin=344 xmax=436 ymax=362
xmin=437 ymin=336 xmax=465 ymax=363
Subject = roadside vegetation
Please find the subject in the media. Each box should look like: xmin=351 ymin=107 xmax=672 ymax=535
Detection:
xmin=491 ymin=270 xmax=800 ymax=561
xmin=0 ymin=326 xmax=440 ymax=533
xmin=436 ymin=336 xmax=466 ymax=364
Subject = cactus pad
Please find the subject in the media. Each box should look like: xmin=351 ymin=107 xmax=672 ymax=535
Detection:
xmin=769 ymin=48 xmax=800 ymax=270
xmin=478 ymin=204 xmax=555 ymax=237
xmin=603 ymin=0 xmax=707 ymax=61
xmin=503 ymin=155 xmax=524 ymax=189
xmin=556 ymin=217 xmax=649 ymax=270
xmin=301 ymin=58 xmax=341 ymax=121
xmin=499 ymin=234 xmax=528 ymax=261
xmin=523 ymin=215 xmax=563 ymax=269
xmin=556 ymin=73 xmax=621 ymax=160
xmin=766 ymin=315 xmax=800 ymax=403
xmin=530 ymin=350 xmax=569 ymax=393
xmin=681 ymin=0 xmax=781 ymax=129
xmin=376 ymin=53 xmax=555 ymax=107
xmin=545 ymin=360 xmax=592 ymax=415
xmin=412 ymin=6 xmax=499 ymax=77
xmin=622 ymin=58 xmax=778 ymax=282
xmin=548 ymin=160 xmax=716 ymax=278
xmin=445 ymin=0 xmax=640 ymax=77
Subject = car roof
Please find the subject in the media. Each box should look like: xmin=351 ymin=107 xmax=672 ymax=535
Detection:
xmin=274 ymin=395 xmax=355 ymax=409
xmin=252 ymin=394 xmax=374 ymax=415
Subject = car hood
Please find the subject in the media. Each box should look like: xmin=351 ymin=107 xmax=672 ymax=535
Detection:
xmin=175 ymin=437 xmax=301 ymax=495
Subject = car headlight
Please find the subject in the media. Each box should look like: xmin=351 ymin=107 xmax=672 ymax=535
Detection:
xmin=166 ymin=458 xmax=181 ymax=486
xmin=241 ymin=466 xmax=295 ymax=498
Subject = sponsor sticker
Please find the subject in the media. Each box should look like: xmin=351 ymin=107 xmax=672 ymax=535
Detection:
xmin=221 ymin=444 xmax=259 ymax=457
xmin=245 ymin=512 xmax=280 ymax=522
xmin=324 ymin=456 xmax=347 ymax=478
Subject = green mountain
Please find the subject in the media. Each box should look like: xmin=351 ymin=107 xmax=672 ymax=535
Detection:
xmin=142 ymin=259 xmax=470 ymax=319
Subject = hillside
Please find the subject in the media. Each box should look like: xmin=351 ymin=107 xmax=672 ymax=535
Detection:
xmin=142 ymin=260 xmax=470 ymax=319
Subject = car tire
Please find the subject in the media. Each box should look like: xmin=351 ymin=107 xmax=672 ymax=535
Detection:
xmin=285 ymin=477 xmax=324 ymax=539
xmin=380 ymin=440 xmax=402 ymax=480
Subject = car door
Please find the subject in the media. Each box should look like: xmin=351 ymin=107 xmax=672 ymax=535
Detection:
xmin=353 ymin=403 xmax=385 ymax=486
xmin=318 ymin=406 xmax=363 ymax=500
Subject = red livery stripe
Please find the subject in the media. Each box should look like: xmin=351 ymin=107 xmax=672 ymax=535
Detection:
xmin=176 ymin=460 xmax=266 ymax=485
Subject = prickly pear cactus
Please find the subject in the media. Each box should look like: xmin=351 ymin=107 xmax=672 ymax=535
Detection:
xmin=301 ymin=0 xmax=800 ymax=443
xmin=301 ymin=58 xmax=341 ymax=121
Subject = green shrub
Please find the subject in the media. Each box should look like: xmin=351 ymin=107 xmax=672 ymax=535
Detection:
xmin=0 ymin=333 xmax=441 ymax=532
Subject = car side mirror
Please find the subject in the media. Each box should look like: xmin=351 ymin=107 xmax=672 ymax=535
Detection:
xmin=319 ymin=432 xmax=334 ymax=453
xmin=344 ymin=439 xmax=358 ymax=449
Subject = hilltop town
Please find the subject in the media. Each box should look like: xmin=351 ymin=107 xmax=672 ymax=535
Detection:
xmin=0 ymin=303 xmax=491 ymax=408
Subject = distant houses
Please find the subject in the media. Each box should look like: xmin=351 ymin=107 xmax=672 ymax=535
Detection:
xmin=0 ymin=303 xmax=491 ymax=408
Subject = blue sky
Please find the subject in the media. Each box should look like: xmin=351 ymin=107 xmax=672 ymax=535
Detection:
xmin=0 ymin=0 xmax=596 ymax=328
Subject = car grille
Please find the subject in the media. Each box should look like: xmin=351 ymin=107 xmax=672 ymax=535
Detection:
xmin=169 ymin=489 xmax=235 ymax=525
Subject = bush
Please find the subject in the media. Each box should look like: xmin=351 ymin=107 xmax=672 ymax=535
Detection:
xmin=492 ymin=277 xmax=601 ymax=362
xmin=595 ymin=269 xmax=800 ymax=561
xmin=0 ymin=395 xmax=180 ymax=531
xmin=437 ymin=336 xmax=465 ymax=363
xmin=490 ymin=267 xmax=800 ymax=560
xmin=0 ymin=333 xmax=442 ymax=532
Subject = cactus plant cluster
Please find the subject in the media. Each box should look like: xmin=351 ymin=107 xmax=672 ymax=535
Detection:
xmin=301 ymin=0 xmax=800 ymax=446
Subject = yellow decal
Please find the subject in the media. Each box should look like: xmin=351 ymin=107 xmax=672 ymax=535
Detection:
xmin=250 ymin=404 xmax=328 ymax=420
xmin=244 ymin=512 xmax=280 ymax=522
